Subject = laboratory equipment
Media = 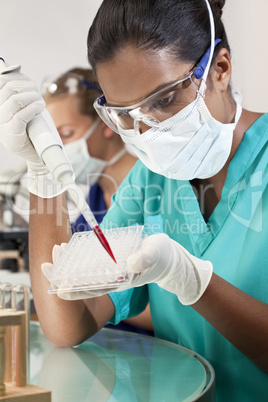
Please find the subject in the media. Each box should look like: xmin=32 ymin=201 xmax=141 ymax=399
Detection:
xmin=47 ymin=225 xmax=145 ymax=295
xmin=0 ymin=283 xmax=51 ymax=401
xmin=0 ymin=198 xmax=29 ymax=273
xmin=0 ymin=57 xmax=116 ymax=263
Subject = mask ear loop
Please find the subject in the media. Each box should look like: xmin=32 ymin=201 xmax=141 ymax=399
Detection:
xmin=83 ymin=117 xmax=101 ymax=141
xmin=195 ymin=0 xmax=216 ymax=96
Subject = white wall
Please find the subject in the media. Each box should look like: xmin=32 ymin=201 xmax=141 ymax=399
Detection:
xmin=0 ymin=0 xmax=267 ymax=171
xmin=223 ymin=0 xmax=268 ymax=112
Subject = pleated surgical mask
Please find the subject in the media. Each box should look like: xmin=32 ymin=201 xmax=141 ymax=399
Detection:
xmin=119 ymin=92 xmax=242 ymax=180
xmin=64 ymin=119 xmax=127 ymax=185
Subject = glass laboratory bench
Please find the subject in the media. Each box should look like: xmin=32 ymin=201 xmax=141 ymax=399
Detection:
xmin=29 ymin=321 xmax=215 ymax=402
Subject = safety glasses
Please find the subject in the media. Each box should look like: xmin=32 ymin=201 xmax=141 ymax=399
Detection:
xmin=41 ymin=73 xmax=102 ymax=97
xmin=94 ymin=69 xmax=206 ymax=135
xmin=93 ymin=38 xmax=221 ymax=136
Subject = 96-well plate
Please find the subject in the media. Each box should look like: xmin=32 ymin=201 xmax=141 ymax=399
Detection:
xmin=48 ymin=225 xmax=145 ymax=294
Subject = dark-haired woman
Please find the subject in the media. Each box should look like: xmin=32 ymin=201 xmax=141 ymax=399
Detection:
xmin=0 ymin=0 xmax=267 ymax=400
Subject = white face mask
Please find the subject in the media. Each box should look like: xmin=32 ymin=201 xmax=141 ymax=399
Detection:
xmin=119 ymin=93 xmax=242 ymax=180
xmin=64 ymin=118 xmax=127 ymax=185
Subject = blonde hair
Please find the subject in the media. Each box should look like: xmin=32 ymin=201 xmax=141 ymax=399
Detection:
xmin=42 ymin=67 xmax=102 ymax=119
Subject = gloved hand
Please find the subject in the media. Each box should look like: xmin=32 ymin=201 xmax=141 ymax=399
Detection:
xmin=42 ymin=233 xmax=213 ymax=305
xmin=126 ymin=233 xmax=213 ymax=305
xmin=0 ymin=69 xmax=64 ymax=197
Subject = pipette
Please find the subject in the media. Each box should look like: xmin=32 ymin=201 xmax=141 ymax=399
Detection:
xmin=0 ymin=57 xmax=117 ymax=263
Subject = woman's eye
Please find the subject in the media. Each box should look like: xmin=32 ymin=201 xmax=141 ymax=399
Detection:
xmin=58 ymin=127 xmax=75 ymax=139
xmin=155 ymin=92 xmax=175 ymax=108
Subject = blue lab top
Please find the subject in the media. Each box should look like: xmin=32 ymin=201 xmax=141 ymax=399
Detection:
xmin=101 ymin=114 xmax=268 ymax=401
xmin=71 ymin=182 xmax=107 ymax=232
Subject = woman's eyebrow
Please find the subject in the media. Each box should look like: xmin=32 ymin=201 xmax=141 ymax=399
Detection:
xmin=145 ymin=79 xmax=178 ymax=98
xmin=106 ymin=79 xmax=178 ymax=108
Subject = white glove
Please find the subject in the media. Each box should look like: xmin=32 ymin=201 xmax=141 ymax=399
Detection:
xmin=0 ymin=70 xmax=64 ymax=198
xmin=127 ymin=233 xmax=213 ymax=305
xmin=42 ymin=234 xmax=212 ymax=305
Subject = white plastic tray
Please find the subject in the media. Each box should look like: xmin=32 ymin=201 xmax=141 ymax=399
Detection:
xmin=48 ymin=225 xmax=145 ymax=294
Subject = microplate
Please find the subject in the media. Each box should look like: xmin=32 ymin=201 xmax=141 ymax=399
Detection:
xmin=48 ymin=225 xmax=145 ymax=295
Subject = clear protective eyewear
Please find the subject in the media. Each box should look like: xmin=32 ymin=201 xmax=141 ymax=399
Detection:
xmin=93 ymin=39 xmax=221 ymax=136
xmin=41 ymin=72 xmax=102 ymax=97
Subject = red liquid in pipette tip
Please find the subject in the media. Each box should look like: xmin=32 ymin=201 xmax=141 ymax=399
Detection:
xmin=93 ymin=225 xmax=117 ymax=264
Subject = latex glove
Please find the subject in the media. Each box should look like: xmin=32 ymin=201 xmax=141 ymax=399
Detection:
xmin=41 ymin=243 xmax=118 ymax=300
xmin=0 ymin=70 xmax=64 ymax=197
xmin=127 ymin=233 xmax=213 ymax=305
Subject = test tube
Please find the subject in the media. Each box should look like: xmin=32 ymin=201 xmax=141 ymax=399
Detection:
xmin=0 ymin=283 xmax=13 ymax=383
xmin=11 ymin=284 xmax=30 ymax=387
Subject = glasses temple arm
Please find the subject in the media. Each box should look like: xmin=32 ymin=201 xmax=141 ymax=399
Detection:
xmin=193 ymin=39 xmax=222 ymax=79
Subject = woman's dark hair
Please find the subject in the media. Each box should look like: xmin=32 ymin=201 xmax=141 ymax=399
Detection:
xmin=87 ymin=0 xmax=229 ymax=75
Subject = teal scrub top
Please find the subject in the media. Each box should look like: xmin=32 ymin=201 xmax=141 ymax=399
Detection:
xmin=101 ymin=113 xmax=268 ymax=401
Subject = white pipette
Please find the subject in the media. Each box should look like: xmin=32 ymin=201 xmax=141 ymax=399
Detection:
xmin=0 ymin=58 xmax=116 ymax=263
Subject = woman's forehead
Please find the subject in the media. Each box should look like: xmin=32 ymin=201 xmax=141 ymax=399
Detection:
xmin=96 ymin=45 xmax=193 ymax=106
